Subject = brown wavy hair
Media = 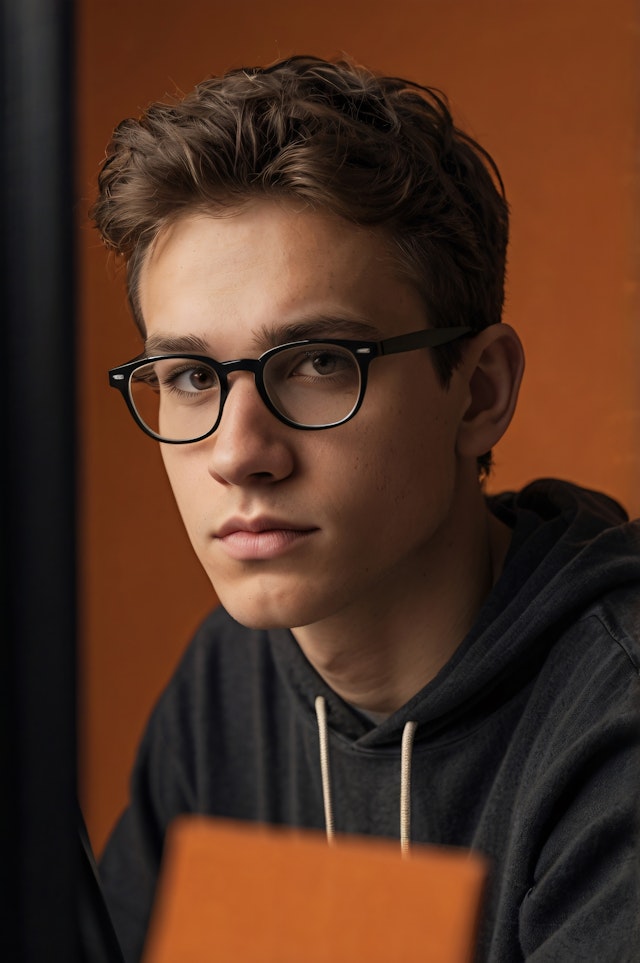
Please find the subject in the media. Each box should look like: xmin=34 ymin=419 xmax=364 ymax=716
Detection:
xmin=93 ymin=55 xmax=510 ymax=472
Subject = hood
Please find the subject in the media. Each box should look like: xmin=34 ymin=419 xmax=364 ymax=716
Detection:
xmin=270 ymin=479 xmax=640 ymax=747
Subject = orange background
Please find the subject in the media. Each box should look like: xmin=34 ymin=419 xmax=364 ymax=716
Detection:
xmin=77 ymin=0 xmax=639 ymax=855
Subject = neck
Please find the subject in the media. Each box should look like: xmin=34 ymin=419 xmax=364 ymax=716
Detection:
xmin=292 ymin=480 xmax=511 ymax=716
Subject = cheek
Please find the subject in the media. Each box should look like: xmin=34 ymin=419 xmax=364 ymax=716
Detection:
xmin=360 ymin=381 xmax=458 ymax=471
xmin=160 ymin=448 xmax=205 ymax=528
xmin=318 ymin=403 xmax=457 ymax=521
xmin=160 ymin=446 xmax=182 ymax=495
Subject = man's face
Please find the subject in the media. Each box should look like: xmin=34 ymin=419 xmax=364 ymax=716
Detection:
xmin=138 ymin=199 xmax=473 ymax=634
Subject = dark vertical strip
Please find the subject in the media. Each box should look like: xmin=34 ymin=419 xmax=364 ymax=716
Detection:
xmin=0 ymin=0 xmax=78 ymax=959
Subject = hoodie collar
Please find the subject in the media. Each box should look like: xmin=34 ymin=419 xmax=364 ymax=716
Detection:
xmin=269 ymin=480 xmax=640 ymax=747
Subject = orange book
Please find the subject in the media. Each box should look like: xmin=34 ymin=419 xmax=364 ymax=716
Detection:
xmin=143 ymin=816 xmax=487 ymax=963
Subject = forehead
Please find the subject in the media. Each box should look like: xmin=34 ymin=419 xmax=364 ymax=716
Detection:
xmin=138 ymin=199 xmax=425 ymax=350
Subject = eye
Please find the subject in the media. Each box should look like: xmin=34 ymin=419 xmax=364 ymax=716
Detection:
xmin=156 ymin=360 xmax=218 ymax=394
xmin=290 ymin=347 xmax=354 ymax=379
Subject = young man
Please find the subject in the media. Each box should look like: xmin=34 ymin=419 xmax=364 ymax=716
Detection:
xmin=93 ymin=56 xmax=640 ymax=962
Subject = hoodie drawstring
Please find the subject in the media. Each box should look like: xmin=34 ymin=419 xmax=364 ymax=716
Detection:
xmin=399 ymin=720 xmax=418 ymax=856
xmin=314 ymin=695 xmax=417 ymax=857
xmin=315 ymin=695 xmax=336 ymax=845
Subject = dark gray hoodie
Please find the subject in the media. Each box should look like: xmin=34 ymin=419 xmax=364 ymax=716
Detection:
xmin=99 ymin=479 xmax=640 ymax=962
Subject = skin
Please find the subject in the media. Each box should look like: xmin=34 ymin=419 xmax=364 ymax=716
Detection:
xmin=138 ymin=198 xmax=524 ymax=714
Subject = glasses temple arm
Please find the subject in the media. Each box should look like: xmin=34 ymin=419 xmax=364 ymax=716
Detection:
xmin=378 ymin=325 xmax=474 ymax=356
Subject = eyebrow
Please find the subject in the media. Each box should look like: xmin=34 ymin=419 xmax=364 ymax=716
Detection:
xmin=144 ymin=334 xmax=211 ymax=355
xmin=252 ymin=316 xmax=381 ymax=350
xmin=144 ymin=316 xmax=382 ymax=358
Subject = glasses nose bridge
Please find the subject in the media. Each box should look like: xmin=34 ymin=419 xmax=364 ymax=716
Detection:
xmin=216 ymin=356 xmax=269 ymax=422
xmin=219 ymin=356 xmax=263 ymax=384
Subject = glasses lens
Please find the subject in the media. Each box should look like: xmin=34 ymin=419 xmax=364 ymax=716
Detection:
xmin=264 ymin=343 xmax=361 ymax=427
xmin=129 ymin=358 xmax=221 ymax=441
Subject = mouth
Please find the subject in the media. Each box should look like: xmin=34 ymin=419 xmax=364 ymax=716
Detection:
xmin=214 ymin=517 xmax=318 ymax=561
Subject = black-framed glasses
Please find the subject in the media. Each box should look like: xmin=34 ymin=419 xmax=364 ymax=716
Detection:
xmin=108 ymin=326 xmax=472 ymax=443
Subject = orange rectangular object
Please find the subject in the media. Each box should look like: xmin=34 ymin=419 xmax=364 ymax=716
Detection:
xmin=142 ymin=816 xmax=487 ymax=963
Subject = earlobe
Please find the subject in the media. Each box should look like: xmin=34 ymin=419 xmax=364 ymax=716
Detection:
xmin=455 ymin=323 xmax=525 ymax=459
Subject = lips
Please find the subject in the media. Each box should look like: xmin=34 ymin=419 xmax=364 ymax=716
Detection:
xmin=214 ymin=517 xmax=317 ymax=561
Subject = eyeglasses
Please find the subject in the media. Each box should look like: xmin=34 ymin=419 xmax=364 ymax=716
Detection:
xmin=108 ymin=326 xmax=472 ymax=443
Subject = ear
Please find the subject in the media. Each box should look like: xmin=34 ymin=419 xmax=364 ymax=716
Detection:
xmin=455 ymin=323 xmax=525 ymax=459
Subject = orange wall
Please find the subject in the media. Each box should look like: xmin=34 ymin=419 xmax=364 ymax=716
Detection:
xmin=77 ymin=0 xmax=639 ymax=855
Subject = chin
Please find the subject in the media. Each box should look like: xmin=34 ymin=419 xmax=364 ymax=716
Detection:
xmin=218 ymin=603 xmax=299 ymax=632
xmin=210 ymin=579 xmax=312 ymax=631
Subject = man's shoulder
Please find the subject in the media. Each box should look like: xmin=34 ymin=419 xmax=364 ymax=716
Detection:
xmin=141 ymin=608 xmax=293 ymax=752
xmin=194 ymin=604 xmax=261 ymax=643
xmin=526 ymin=587 xmax=640 ymax=749
xmin=572 ymin=584 xmax=640 ymax=676
xmin=177 ymin=605 xmax=278 ymax=678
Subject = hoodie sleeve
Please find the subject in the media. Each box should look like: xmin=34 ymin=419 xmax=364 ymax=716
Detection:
xmin=516 ymin=612 xmax=640 ymax=962
xmin=98 ymin=654 xmax=201 ymax=963
xmin=97 ymin=609 xmax=280 ymax=963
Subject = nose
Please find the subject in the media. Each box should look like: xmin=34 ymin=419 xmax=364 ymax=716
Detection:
xmin=206 ymin=372 xmax=296 ymax=486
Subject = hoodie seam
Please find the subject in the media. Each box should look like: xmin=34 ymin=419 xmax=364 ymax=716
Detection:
xmin=585 ymin=612 xmax=640 ymax=675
